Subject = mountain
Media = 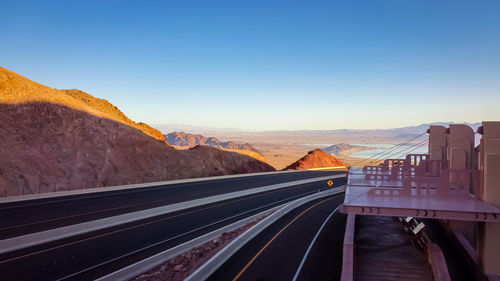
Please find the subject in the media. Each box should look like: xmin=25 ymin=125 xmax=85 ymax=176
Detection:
xmin=322 ymin=143 xmax=374 ymax=156
xmin=165 ymin=132 xmax=208 ymax=147
xmin=0 ymin=67 xmax=275 ymax=197
xmin=0 ymin=73 xmax=166 ymax=142
xmin=165 ymin=132 xmax=258 ymax=152
xmin=283 ymin=149 xmax=346 ymax=170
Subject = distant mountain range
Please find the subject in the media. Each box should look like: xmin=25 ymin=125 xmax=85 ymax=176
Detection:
xmin=155 ymin=122 xmax=481 ymax=137
xmin=164 ymin=132 xmax=267 ymax=163
xmin=380 ymin=122 xmax=481 ymax=140
xmin=154 ymin=122 xmax=482 ymax=145
xmin=165 ymin=132 xmax=258 ymax=152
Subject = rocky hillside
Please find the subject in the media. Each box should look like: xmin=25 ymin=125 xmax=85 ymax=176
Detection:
xmin=165 ymin=132 xmax=258 ymax=152
xmin=0 ymin=67 xmax=275 ymax=197
xmin=60 ymin=89 xmax=166 ymax=142
xmin=284 ymin=149 xmax=346 ymax=170
xmin=322 ymin=143 xmax=373 ymax=156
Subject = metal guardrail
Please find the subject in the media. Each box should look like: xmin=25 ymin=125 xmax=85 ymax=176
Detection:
xmin=340 ymin=214 xmax=355 ymax=281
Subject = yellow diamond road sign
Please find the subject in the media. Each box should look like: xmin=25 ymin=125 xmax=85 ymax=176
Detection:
xmin=327 ymin=180 xmax=333 ymax=187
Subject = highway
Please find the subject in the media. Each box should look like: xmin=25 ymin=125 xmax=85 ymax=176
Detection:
xmin=0 ymin=170 xmax=344 ymax=239
xmin=0 ymin=175 xmax=346 ymax=281
xmin=207 ymin=193 xmax=347 ymax=281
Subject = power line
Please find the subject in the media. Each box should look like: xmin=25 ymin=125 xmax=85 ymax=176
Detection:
xmin=352 ymin=132 xmax=427 ymax=166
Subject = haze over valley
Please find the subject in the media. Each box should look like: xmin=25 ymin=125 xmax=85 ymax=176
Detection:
xmin=155 ymin=122 xmax=479 ymax=169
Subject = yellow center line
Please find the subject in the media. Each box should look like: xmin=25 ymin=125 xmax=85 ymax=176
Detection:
xmin=232 ymin=196 xmax=335 ymax=281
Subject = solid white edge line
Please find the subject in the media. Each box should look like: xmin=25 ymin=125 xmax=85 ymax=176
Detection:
xmin=291 ymin=206 xmax=340 ymax=281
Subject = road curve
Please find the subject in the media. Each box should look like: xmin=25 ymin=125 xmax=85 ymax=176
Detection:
xmin=207 ymin=193 xmax=347 ymax=281
xmin=0 ymin=170 xmax=344 ymax=239
xmin=0 ymin=177 xmax=346 ymax=281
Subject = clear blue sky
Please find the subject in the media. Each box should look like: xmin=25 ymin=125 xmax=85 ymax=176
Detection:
xmin=2 ymin=0 xmax=499 ymax=130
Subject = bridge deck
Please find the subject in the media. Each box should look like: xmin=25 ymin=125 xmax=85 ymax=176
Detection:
xmin=341 ymin=167 xmax=500 ymax=222
xmin=354 ymin=215 xmax=434 ymax=281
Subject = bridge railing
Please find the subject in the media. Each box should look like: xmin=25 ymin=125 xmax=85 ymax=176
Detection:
xmin=366 ymin=168 xmax=480 ymax=198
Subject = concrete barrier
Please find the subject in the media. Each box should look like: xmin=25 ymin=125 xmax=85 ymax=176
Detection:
xmin=0 ymin=174 xmax=345 ymax=254
xmin=307 ymin=166 xmax=347 ymax=171
xmin=426 ymin=243 xmax=451 ymax=281
xmin=341 ymin=214 xmax=355 ymax=281
xmin=184 ymin=187 xmax=345 ymax=281
xmin=95 ymin=204 xmax=280 ymax=281
xmin=0 ymin=170 xmax=312 ymax=204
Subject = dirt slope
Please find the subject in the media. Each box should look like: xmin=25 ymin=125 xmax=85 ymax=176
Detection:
xmin=60 ymin=89 xmax=166 ymax=141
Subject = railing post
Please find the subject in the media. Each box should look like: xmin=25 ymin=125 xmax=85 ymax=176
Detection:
xmin=341 ymin=214 xmax=355 ymax=281
xmin=428 ymin=125 xmax=448 ymax=171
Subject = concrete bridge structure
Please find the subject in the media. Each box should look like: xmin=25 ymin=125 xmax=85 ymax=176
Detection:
xmin=341 ymin=121 xmax=500 ymax=281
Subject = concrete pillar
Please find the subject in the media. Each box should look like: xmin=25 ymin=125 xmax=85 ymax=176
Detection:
xmin=447 ymin=124 xmax=477 ymax=249
xmin=477 ymin=122 xmax=500 ymax=276
xmin=428 ymin=125 xmax=448 ymax=173
xmin=448 ymin=124 xmax=475 ymax=171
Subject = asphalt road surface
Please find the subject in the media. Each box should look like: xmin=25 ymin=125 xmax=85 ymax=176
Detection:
xmin=0 ymin=170 xmax=344 ymax=239
xmin=0 ymin=176 xmax=346 ymax=281
xmin=207 ymin=193 xmax=347 ymax=281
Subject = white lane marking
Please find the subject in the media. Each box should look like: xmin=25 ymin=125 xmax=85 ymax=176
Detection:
xmin=291 ymin=206 xmax=340 ymax=281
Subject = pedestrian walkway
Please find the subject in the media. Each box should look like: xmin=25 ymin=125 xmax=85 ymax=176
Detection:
xmin=354 ymin=215 xmax=434 ymax=281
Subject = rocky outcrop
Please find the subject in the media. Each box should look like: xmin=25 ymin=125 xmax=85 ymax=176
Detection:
xmin=283 ymin=149 xmax=346 ymax=170
xmin=0 ymin=67 xmax=275 ymax=197
xmin=322 ymin=143 xmax=374 ymax=156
